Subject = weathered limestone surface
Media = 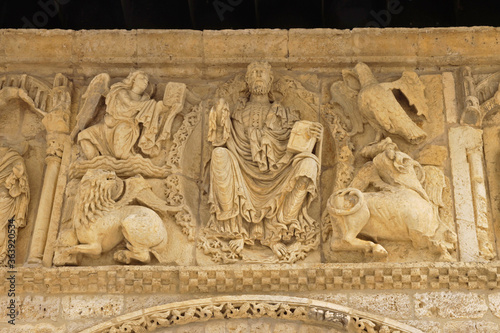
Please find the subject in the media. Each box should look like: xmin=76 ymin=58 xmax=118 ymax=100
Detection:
xmin=1 ymin=28 xmax=500 ymax=332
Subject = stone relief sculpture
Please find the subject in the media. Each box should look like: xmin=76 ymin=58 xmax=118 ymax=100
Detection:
xmin=326 ymin=138 xmax=456 ymax=261
xmin=54 ymin=169 xmax=187 ymax=265
xmin=70 ymin=71 xmax=187 ymax=178
xmin=51 ymin=70 xmax=199 ymax=266
xmin=331 ymin=62 xmax=428 ymax=144
xmin=0 ymin=144 xmax=29 ymax=266
xmin=75 ymin=71 xmax=184 ymax=160
xmin=199 ymin=61 xmax=323 ymax=263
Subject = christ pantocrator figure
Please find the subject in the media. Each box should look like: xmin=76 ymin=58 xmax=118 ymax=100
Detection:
xmin=207 ymin=61 xmax=322 ymax=260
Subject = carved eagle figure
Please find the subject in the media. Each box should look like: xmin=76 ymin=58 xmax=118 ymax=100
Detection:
xmin=331 ymin=62 xmax=428 ymax=144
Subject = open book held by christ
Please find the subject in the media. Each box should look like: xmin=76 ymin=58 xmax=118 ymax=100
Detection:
xmin=287 ymin=120 xmax=318 ymax=154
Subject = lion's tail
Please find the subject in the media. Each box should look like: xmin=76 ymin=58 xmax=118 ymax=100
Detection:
xmin=327 ymin=188 xmax=365 ymax=216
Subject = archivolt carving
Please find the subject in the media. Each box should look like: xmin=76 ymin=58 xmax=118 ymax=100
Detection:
xmin=80 ymin=295 xmax=422 ymax=333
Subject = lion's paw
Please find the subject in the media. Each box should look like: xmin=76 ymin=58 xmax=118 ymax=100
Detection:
xmin=114 ymin=250 xmax=131 ymax=264
xmin=372 ymin=244 xmax=388 ymax=258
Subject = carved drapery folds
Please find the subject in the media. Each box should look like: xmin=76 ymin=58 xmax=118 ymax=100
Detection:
xmin=199 ymin=62 xmax=323 ymax=264
xmin=0 ymin=146 xmax=29 ymax=266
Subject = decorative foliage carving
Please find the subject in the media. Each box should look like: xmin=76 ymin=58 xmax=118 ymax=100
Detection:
xmin=80 ymin=296 xmax=421 ymax=333
xmin=164 ymin=174 xmax=195 ymax=241
xmin=166 ymin=104 xmax=202 ymax=171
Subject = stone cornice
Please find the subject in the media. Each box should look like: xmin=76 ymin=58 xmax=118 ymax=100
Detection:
xmin=2 ymin=27 xmax=500 ymax=77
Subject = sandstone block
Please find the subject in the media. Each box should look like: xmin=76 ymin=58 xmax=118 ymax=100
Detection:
xmin=249 ymin=321 xmax=271 ymax=333
xmin=226 ymin=320 xmax=248 ymax=333
xmin=274 ymin=322 xmax=300 ymax=332
xmin=487 ymin=292 xmax=500 ymax=318
xmin=0 ymin=323 xmax=65 ymax=333
xmin=203 ymin=29 xmax=288 ymax=64
xmin=74 ymin=30 xmax=136 ymax=64
xmin=137 ymin=30 xmax=203 ymax=64
xmin=204 ymin=321 xmax=226 ymax=333
xmin=61 ymin=295 xmax=123 ymax=320
xmin=288 ymin=29 xmax=353 ymax=64
xmin=415 ymin=292 xmax=488 ymax=319
xmin=443 ymin=320 xmax=499 ymax=333
xmin=18 ymin=295 xmax=60 ymax=322
xmin=349 ymin=293 xmax=412 ymax=319
xmin=1 ymin=29 xmax=73 ymax=64
xmin=404 ymin=320 xmax=441 ymax=333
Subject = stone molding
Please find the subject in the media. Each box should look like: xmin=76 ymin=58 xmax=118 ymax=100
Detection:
xmin=3 ymin=28 xmax=500 ymax=74
xmin=3 ymin=262 xmax=500 ymax=295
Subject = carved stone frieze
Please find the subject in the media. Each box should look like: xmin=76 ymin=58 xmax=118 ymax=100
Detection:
xmin=4 ymin=26 xmax=500 ymax=333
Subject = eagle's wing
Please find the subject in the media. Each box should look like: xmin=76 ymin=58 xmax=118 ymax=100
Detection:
xmin=380 ymin=71 xmax=429 ymax=120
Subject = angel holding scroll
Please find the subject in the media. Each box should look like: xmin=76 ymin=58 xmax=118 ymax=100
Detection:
xmin=73 ymin=71 xmax=185 ymax=160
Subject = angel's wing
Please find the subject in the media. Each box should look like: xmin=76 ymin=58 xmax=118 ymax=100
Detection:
xmin=273 ymin=76 xmax=318 ymax=121
xmin=70 ymin=73 xmax=110 ymax=141
xmin=330 ymin=76 xmax=363 ymax=136
xmin=380 ymin=71 xmax=429 ymax=120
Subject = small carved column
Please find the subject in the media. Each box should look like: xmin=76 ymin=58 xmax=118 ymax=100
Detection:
xmin=467 ymin=146 xmax=495 ymax=260
xmin=26 ymin=74 xmax=72 ymax=265
xmin=449 ymin=126 xmax=494 ymax=262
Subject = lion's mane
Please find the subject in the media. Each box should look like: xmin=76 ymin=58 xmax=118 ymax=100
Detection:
xmin=73 ymin=170 xmax=116 ymax=228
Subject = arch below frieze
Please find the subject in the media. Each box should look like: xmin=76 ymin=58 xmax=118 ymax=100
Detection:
xmin=80 ymin=295 xmax=422 ymax=333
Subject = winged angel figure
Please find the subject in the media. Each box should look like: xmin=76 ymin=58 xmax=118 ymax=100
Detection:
xmin=199 ymin=61 xmax=323 ymax=263
xmin=331 ymin=62 xmax=429 ymax=144
xmin=71 ymin=71 xmax=186 ymax=162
